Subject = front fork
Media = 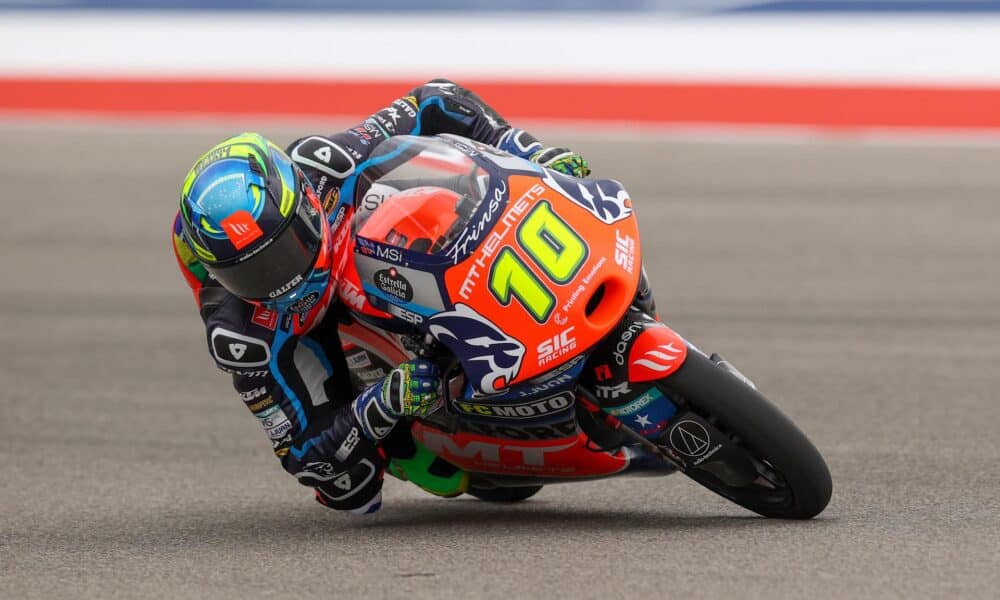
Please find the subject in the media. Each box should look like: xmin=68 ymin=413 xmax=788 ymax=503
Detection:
xmin=580 ymin=309 xmax=689 ymax=440
xmin=580 ymin=308 xmax=760 ymax=485
xmin=578 ymin=382 xmax=753 ymax=485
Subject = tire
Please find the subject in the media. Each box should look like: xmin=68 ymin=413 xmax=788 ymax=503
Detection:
xmin=467 ymin=485 xmax=544 ymax=503
xmin=658 ymin=350 xmax=832 ymax=519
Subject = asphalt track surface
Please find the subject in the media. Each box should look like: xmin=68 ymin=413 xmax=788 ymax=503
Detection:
xmin=2 ymin=124 xmax=998 ymax=599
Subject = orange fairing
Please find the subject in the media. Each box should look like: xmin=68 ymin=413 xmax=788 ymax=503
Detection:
xmin=628 ymin=324 xmax=689 ymax=382
xmin=335 ymin=237 xmax=396 ymax=322
xmin=411 ymin=422 xmax=629 ymax=477
xmin=443 ymin=175 xmax=642 ymax=387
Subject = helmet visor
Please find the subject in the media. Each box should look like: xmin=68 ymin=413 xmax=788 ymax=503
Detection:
xmin=207 ymin=190 xmax=324 ymax=301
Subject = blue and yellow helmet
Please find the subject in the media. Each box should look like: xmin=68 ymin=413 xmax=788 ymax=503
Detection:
xmin=179 ymin=133 xmax=331 ymax=308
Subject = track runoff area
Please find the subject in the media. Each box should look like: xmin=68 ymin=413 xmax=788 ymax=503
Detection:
xmin=2 ymin=8 xmax=1000 ymax=600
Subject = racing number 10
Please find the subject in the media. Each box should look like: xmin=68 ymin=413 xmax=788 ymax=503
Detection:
xmin=488 ymin=201 xmax=587 ymax=322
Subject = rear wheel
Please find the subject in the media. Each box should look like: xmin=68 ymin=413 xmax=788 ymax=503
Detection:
xmin=468 ymin=485 xmax=544 ymax=503
xmin=657 ymin=350 xmax=832 ymax=519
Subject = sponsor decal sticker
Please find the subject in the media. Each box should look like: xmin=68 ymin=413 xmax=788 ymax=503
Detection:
xmin=321 ymin=187 xmax=340 ymax=215
xmin=394 ymin=97 xmax=417 ymax=118
xmin=412 ymin=427 xmax=628 ymax=477
xmin=220 ymin=210 xmax=264 ymax=250
xmin=522 ymin=355 xmax=584 ymax=387
xmin=448 ymin=179 xmax=510 ymax=269
xmin=251 ymin=305 xmax=278 ymax=330
xmin=346 ymin=350 xmax=372 ymax=369
xmin=613 ymin=321 xmax=644 ymax=366
xmin=593 ymin=364 xmax=613 ymax=382
xmin=348 ymin=126 xmax=372 ymax=145
xmin=669 ymin=420 xmax=712 ymax=457
xmin=218 ymin=366 xmax=269 ymax=377
xmin=537 ymin=326 xmax=577 ymax=367
xmin=211 ymin=328 xmax=270 ymax=367
xmin=515 ymin=370 xmax=577 ymax=399
xmin=256 ymin=406 xmax=292 ymax=440
xmin=610 ymin=387 xmax=675 ymax=436
xmin=420 ymin=431 xmax=575 ymax=468
xmin=287 ymin=291 xmax=321 ymax=314
xmin=334 ymin=427 xmax=361 ymax=462
xmin=235 ymin=236 xmax=274 ymax=264
xmin=614 ymin=229 xmax=635 ymax=274
xmin=463 ymin=419 xmax=579 ymax=441
xmin=361 ymin=187 xmax=391 ymax=213
xmin=452 ymin=392 xmax=573 ymax=420
xmin=357 ymin=238 xmax=403 ymax=263
xmin=269 ymin=274 xmax=303 ymax=299
xmin=239 ymin=386 xmax=268 ymax=402
xmin=387 ymin=303 xmax=423 ymax=325
xmin=627 ymin=326 xmax=688 ymax=382
xmin=373 ymin=268 xmax=413 ymax=301
xmin=595 ymin=381 xmax=631 ymax=400
xmin=606 ymin=387 xmax=662 ymax=417
xmin=246 ymin=395 xmax=275 ymax=413
xmin=338 ymin=278 xmax=366 ymax=311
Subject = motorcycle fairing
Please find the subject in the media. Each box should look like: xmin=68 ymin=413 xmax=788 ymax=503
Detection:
xmin=451 ymin=354 xmax=586 ymax=414
xmin=627 ymin=324 xmax=689 ymax=382
xmin=440 ymin=173 xmax=642 ymax=391
xmin=344 ymin=135 xmax=643 ymax=395
xmin=411 ymin=422 xmax=630 ymax=478
xmin=338 ymin=308 xmax=672 ymax=480
xmin=338 ymin=319 xmax=413 ymax=369
xmin=428 ymin=302 xmax=526 ymax=395
xmin=539 ymin=169 xmax=635 ymax=226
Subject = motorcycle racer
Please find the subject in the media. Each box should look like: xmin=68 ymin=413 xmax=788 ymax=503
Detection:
xmin=172 ymin=80 xmax=592 ymax=514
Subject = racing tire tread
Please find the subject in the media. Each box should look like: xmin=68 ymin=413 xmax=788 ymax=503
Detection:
xmin=659 ymin=349 xmax=832 ymax=519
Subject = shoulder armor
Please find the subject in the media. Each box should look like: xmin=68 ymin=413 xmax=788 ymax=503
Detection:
xmin=203 ymin=296 xmax=279 ymax=376
xmin=290 ymin=136 xmax=356 ymax=179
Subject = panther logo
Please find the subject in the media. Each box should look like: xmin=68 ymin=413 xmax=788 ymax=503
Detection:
xmin=539 ymin=169 xmax=633 ymax=225
xmin=428 ymin=303 xmax=525 ymax=395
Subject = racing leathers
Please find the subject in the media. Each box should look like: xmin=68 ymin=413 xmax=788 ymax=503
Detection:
xmin=172 ymin=80 xmax=566 ymax=514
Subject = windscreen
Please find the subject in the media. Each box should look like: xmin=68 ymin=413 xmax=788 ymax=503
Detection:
xmin=352 ymin=136 xmax=489 ymax=253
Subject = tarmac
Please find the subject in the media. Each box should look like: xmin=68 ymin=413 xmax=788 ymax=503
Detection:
xmin=1 ymin=124 xmax=998 ymax=598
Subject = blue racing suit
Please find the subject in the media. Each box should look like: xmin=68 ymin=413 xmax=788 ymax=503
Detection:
xmin=172 ymin=80 xmax=553 ymax=514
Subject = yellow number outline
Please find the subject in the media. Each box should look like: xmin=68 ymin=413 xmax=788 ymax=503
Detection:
xmin=487 ymin=247 xmax=556 ymax=323
xmin=516 ymin=200 xmax=588 ymax=284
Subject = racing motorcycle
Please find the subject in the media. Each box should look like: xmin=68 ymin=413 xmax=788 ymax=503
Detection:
xmin=330 ymin=134 xmax=832 ymax=519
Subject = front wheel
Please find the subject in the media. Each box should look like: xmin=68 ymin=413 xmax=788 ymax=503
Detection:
xmin=657 ymin=350 xmax=832 ymax=519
